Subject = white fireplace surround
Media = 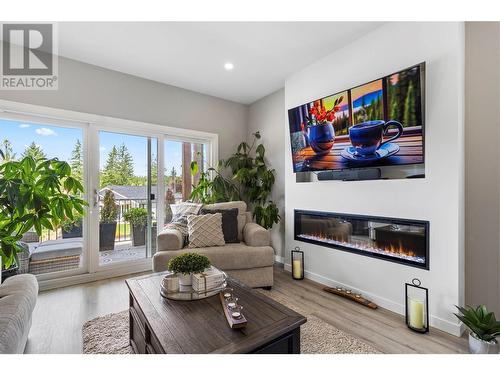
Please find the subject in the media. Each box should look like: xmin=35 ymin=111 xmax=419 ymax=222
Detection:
xmin=284 ymin=22 xmax=465 ymax=336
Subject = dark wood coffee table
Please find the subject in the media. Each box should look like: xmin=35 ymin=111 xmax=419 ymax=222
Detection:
xmin=125 ymin=273 xmax=307 ymax=354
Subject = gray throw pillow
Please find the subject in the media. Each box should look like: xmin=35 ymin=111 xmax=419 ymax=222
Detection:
xmin=200 ymin=207 xmax=239 ymax=243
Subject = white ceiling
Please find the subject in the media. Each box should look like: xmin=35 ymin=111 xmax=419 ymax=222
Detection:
xmin=56 ymin=22 xmax=383 ymax=104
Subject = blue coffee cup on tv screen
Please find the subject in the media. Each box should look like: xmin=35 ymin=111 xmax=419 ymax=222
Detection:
xmin=348 ymin=120 xmax=404 ymax=156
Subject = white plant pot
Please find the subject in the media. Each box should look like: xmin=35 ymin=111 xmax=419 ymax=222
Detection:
xmin=178 ymin=273 xmax=192 ymax=286
xmin=468 ymin=333 xmax=498 ymax=354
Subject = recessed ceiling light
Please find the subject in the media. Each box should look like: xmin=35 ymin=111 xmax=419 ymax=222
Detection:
xmin=224 ymin=62 xmax=234 ymax=71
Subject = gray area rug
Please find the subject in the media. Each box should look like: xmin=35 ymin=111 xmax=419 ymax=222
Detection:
xmin=82 ymin=290 xmax=380 ymax=354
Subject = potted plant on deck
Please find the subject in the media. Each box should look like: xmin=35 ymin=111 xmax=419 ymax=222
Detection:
xmin=61 ymin=212 xmax=84 ymax=239
xmin=0 ymin=156 xmax=86 ymax=278
xmin=123 ymin=207 xmax=148 ymax=247
xmin=99 ymin=190 xmax=118 ymax=251
xmin=167 ymin=252 xmax=211 ymax=286
xmin=455 ymin=304 xmax=500 ymax=354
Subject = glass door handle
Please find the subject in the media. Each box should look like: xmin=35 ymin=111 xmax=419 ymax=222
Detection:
xmin=93 ymin=189 xmax=99 ymax=208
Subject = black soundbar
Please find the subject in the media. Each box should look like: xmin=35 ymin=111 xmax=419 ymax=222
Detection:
xmin=317 ymin=168 xmax=381 ymax=181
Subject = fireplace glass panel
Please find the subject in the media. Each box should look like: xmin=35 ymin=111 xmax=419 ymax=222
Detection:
xmin=294 ymin=210 xmax=429 ymax=269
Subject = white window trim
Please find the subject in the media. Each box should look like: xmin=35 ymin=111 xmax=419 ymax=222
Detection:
xmin=0 ymin=99 xmax=219 ymax=291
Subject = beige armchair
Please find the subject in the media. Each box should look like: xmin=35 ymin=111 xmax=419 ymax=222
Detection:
xmin=153 ymin=201 xmax=274 ymax=288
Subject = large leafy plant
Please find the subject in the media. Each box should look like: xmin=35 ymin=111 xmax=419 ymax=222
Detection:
xmin=224 ymin=131 xmax=280 ymax=229
xmin=455 ymin=305 xmax=500 ymax=343
xmin=189 ymin=131 xmax=280 ymax=230
xmin=189 ymin=161 xmax=239 ymax=204
xmin=0 ymin=156 xmax=87 ymax=268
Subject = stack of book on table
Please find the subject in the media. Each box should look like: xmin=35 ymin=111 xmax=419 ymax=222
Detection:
xmin=192 ymin=266 xmax=226 ymax=292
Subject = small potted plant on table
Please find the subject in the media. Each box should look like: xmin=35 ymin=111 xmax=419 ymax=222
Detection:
xmin=167 ymin=253 xmax=211 ymax=286
xmin=123 ymin=207 xmax=148 ymax=247
xmin=99 ymin=190 xmax=118 ymax=251
xmin=455 ymin=304 xmax=500 ymax=354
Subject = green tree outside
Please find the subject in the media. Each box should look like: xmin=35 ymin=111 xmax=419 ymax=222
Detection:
xmin=404 ymin=82 xmax=417 ymax=127
xmin=0 ymin=139 xmax=16 ymax=162
xmin=70 ymin=139 xmax=83 ymax=182
xmin=21 ymin=141 xmax=46 ymax=160
xmin=101 ymin=145 xmax=119 ymax=187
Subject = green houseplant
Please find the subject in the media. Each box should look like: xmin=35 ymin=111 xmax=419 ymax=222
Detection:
xmin=61 ymin=212 xmax=84 ymax=239
xmin=167 ymin=252 xmax=211 ymax=286
xmin=455 ymin=305 xmax=500 ymax=354
xmin=99 ymin=190 xmax=118 ymax=251
xmin=124 ymin=207 xmax=148 ymax=247
xmin=189 ymin=131 xmax=280 ymax=230
xmin=0 ymin=156 xmax=86 ymax=270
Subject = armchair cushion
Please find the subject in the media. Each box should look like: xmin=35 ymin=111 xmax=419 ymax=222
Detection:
xmin=157 ymin=227 xmax=183 ymax=251
xmin=243 ymin=222 xmax=271 ymax=247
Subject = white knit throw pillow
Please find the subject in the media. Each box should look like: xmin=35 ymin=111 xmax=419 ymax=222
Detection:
xmin=187 ymin=213 xmax=225 ymax=248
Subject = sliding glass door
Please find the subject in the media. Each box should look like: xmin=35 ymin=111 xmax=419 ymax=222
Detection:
xmin=0 ymin=116 xmax=87 ymax=278
xmin=1 ymin=104 xmax=216 ymax=283
xmin=163 ymin=139 xmax=208 ymax=223
xmin=93 ymin=130 xmax=158 ymax=268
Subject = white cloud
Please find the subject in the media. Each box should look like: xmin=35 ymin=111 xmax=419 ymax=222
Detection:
xmin=100 ymin=146 xmax=106 ymax=151
xmin=35 ymin=128 xmax=57 ymax=136
xmin=19 ymin=124 xmax=30 ymax=128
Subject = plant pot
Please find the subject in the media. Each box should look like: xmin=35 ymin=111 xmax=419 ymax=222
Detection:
xmin=1 ymin=264 xmax=18 ymax=282
xmin=99 ymin=222 xmax=117 ymax=251
xmin=62 ymin=221 xmax=83 ymax=239
xmin=468 ymin=333 xmax=499 ymax=354
xmin=178 ymin=273 xmax=192 ymax=286
xmin=131 ymin=225 xmax=146 ymax=247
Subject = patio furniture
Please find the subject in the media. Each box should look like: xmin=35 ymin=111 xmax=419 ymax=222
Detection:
xmin=28 ymin=238 xmax=83 ymax=275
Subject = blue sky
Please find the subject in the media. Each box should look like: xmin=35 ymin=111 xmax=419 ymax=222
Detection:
xmin=0 ymin=119 xmax=185 ymax=179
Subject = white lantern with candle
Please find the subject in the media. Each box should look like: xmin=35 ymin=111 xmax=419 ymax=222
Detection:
xmin=405 ymin=278 xmax=429 ymax=333
xmin=291 ymin=247 xmax=304 ymax=280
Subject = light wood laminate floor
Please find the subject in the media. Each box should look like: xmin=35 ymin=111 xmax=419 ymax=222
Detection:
xmin=25 ymin=267 xmax=468 ymax=354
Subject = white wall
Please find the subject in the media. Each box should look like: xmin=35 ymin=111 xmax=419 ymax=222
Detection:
xmin=465 ymin=22 xmax=500 ymax=315
xmin=248 ymin=89 xmax=286 ymax=260
xmin=0 ymin=55 xmax=248 ymax=160
xmin=284 ymin=22 xmax=465 ymax=335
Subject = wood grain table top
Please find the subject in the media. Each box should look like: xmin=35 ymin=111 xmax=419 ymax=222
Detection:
xmin=126 ymin=273 xmax=307 ymax=354
xmin=293 ymin=128 xmax=424 ymax=170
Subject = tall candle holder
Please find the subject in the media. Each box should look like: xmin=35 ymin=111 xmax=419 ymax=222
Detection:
xmin=291 ymin=247 xmax=304 ymax=280
xmin=405 ymin=278 xmax=429 ymax=333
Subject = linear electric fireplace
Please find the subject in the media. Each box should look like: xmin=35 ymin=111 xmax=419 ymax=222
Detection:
xmin=294 ymin=210 xmax=429 ymax=269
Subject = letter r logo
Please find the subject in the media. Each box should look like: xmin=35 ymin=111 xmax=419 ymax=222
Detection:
xmin=2 ymin=24 xmax=53 ymax=76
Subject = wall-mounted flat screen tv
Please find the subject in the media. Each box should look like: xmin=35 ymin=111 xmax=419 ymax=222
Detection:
xmin=288 ymin=62 xmax=425 ymax=173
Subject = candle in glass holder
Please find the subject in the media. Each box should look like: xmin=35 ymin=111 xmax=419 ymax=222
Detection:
xmin=226 ymin=296 xmax=238 ymax=310
xmin=292 ymin=259 xmax=302 ymax=278
xmin=409 ymin=298 xmax=425 ymax=329
xmin=231 ymin=305 xmax=243 ymax=319
xmin=291 ymin=248 xmax=304 ymax=280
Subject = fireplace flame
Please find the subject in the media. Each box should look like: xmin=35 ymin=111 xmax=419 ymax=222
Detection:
xmin=299 ymin=232 xmax=425 ymax=264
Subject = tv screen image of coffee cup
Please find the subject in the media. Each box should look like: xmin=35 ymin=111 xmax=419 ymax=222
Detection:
xmin=287 ymin=62 xmax=425 ymax=172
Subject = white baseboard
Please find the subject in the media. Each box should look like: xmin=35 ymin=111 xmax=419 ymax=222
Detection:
xmin=274 ymin=255 xmax=285 ymax=264
xmin=284 ymin=263 xmax=463 ymax=336
xmin=38 ymin=261 xmax=152 ymax=291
